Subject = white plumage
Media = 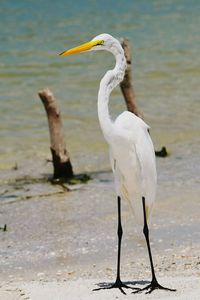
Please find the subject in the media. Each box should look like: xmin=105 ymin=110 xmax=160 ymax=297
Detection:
xmin=109 ymin=111 xmax=157 ymax=223
xmin=95 ymin=34 xmax=157 ymax=224
xmin=60 ymin=33 xmax=175 ymax=294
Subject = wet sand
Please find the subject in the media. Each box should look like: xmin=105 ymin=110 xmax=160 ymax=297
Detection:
xmin=0 ymin=165 xmax=200 ymax=299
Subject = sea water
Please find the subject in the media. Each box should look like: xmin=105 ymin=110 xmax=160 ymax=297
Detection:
xmin=0 ymin=0 xmax=200 ymax=187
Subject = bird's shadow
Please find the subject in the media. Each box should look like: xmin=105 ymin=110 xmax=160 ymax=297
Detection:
xmin=94 ymin=279 xmax=150 ymax=289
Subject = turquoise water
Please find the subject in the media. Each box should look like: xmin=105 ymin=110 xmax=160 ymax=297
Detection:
xmin=0 ymin=0 xmax=200 ymax=183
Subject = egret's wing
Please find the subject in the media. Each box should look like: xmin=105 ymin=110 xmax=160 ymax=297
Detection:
xmin=111 ymin=111 xmax=157 ymax=220
xmin=134 ymin=128 xmax=157 ymax=217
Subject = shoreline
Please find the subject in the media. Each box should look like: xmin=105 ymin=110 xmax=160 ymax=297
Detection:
xmin=0 ymin=167 xmax=200 ymax=299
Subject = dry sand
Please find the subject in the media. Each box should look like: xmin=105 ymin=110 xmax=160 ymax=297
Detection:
xmin=0 ymin=167 xmax=200 ymax=299
xmin=0 ymin=276 xmax=200 ymax=300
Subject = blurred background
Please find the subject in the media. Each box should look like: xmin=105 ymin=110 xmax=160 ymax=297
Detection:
xmin=0 ymin=0 xmax=200 ymax=180
xmin=0 ymin=0 xmax=200 ymax=285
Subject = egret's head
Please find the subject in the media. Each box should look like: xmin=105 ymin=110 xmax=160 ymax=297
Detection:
xmin=59 ymin=33 xmax=120 ymax=56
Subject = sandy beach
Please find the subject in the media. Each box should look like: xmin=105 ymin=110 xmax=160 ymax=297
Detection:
xmin=0 ymin=165 xmax=200 ymax=299
xmin=0 ymin=276 xmax=200 ymax=300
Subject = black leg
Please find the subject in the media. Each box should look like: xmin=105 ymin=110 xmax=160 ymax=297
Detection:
xmin=94 ymin=196 xmax=139 ymax=294
xmin=116 ymin=195 xmax=123 ymax=284
xmin=133 ymin=197 xmax=176 ymax=294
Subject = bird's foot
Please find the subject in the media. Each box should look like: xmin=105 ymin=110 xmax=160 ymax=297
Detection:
xmin=93 ymin=278 xmax=140 ymax=295
xmin=132 ymin=277 xmax=176 ymax=294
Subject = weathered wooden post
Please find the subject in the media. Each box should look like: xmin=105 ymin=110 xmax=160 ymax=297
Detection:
xmin=38 ymin=88 xmax=74 ymax=180
xmin=120 ymin=38 xmax=167 ymax=157
xmin=120 ymin=38 xmax=143 ymax=119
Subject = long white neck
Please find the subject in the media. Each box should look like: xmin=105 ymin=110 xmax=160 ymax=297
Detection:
xmin=97 ymin=44 xmax=126 ymax=143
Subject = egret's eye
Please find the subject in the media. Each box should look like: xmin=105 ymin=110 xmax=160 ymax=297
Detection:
xmin=95 ymin=40 xmax=104 ymax=46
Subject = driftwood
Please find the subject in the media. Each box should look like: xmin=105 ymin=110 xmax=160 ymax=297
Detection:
xmin=120 ymin=38 xmax=167 ymax=157
xmin=38 ymin=88 xmax=74 ymax=180
xmin=120 ymin=38 xmax=143 ymax=119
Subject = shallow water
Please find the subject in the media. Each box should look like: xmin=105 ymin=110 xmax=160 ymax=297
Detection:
xmin=0 ymin=1 xmax=200 ymax=192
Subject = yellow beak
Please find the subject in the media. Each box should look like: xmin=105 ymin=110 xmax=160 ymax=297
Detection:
xmin=59 ymin=40 xmax=104 ymax=56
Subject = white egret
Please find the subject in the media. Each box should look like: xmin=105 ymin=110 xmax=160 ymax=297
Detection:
xmin=60 ymin=33 xmax=176 ymax=294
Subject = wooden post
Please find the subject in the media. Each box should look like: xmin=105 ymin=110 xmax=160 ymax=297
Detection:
xmin=120 ymin=38 xmax=143 ymax=119
xmin=120 ymin=38 xmax=168 ymax=157
xmin=38 ymin=88 xmax=74 ymax=180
